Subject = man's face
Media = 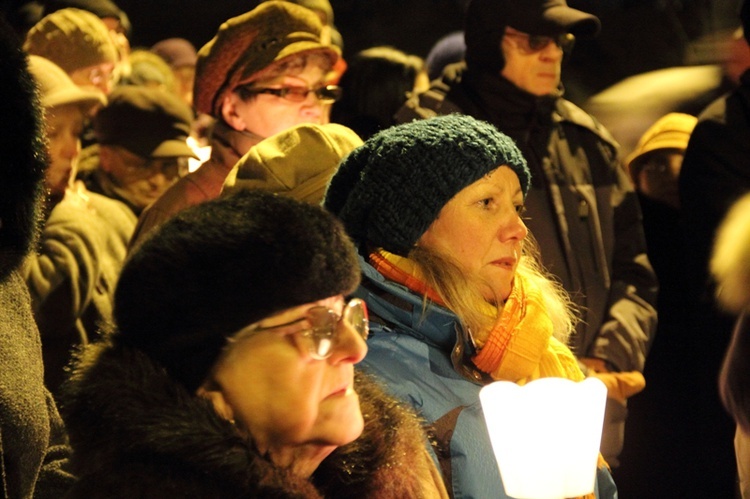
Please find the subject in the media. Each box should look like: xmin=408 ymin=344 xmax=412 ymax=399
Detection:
xmin=99 ymin=145 xmax=188 ymax=210
xmin=500 ymin=26 xmax=570 ymax=97
xmin=222 ymin=54 xmax=334 ymax=138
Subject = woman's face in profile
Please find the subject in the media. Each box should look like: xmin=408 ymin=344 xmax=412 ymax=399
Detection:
xmin=419 ymin=166 xmax=528 ymax=302
xmin=198 ymin=295 xmax=367 ymax=476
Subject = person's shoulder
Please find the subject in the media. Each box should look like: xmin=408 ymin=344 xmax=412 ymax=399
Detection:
xmin=394 ymin=63 xmax=467 ymax=124
xmin=556 ymin=99 xmax=619 ymax=148
xmin=85 ymin=189 xmax=138 ymax=224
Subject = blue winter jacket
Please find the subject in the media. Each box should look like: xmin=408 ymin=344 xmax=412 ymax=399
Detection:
xmin=353 ymin=256 xmax=619 ymax=499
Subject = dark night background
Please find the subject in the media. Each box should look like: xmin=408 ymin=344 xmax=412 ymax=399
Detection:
xmin=85 ymin=0 xmax=747 ymax=104
xmin=1 ymin=1 xmax=745 ymax=104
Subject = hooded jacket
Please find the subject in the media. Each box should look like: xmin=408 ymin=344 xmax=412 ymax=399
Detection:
xmin=59 ymin=338 xmax=448 ymax=498
xmin=352 ymin=256 xmax=618 ymax=499
xmin=23 ymin=186 xmax=136 ymax=395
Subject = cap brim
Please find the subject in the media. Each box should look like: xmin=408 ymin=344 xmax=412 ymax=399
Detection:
xmin=151 ymin=140 xmax=199 ymax=159
xmin=43 ymin=87 xmax=106 ymax=112
xmin=544 ymin=6 xmax=601 ymax=37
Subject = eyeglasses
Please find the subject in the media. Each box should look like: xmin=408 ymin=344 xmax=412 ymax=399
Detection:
xmin=237 ymin=84 xmax=343 ymax=104
xmin=116 ymin=148 xmax=189 ymax=180
xmin=504 ymin=29 xmax=576 ymax=55
xmin=233 ymin=298 xmax=369 ymax=360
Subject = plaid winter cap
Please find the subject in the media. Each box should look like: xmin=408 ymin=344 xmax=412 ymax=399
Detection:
xmin=194 ymin=1 xmax=339 ymax=117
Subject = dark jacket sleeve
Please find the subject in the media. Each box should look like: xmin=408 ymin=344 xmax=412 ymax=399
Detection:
xmin=679 ymin=95 xmax=750 ymax=299
xmin=589 ymin=160 xmax=659 ymax=372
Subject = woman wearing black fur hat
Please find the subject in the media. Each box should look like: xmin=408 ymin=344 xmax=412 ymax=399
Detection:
xmin=59 ymin=190 xmax=448 ymax=498
xmin=324 ymin=114 xmax=618 ymax=498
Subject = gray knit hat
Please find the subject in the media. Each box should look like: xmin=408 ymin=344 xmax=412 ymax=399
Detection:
xmin=324 ymin=114 xmax=530 ymax=256
xmin=114 ymin=189 xmax=361 ymax=392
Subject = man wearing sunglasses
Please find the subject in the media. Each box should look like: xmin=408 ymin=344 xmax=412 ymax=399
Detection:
xmin=396 ymin=0 xmax=658 ymax=471
xmin=129 ymin=1 xmax=343 ymax=247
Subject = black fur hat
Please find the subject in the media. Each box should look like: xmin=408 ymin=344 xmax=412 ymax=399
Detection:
xmin=114 ymin=190 xmax=361 ymax=392
xmin=0 ymin=15 xmax=46 ymax=280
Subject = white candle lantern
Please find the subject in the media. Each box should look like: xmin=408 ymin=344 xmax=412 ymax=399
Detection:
xmin=479 ymin=377 xmax=607 ymax=499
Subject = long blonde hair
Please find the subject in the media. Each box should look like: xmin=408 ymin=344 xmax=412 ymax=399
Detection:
xmin=408 ymin=235 xmax=578 ymax=345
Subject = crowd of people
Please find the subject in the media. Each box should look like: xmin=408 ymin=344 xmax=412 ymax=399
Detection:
xmin=1 ymin=0 xmax=749 ymax=497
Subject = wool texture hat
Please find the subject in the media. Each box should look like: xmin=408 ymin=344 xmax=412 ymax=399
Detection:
xmin=223 ymin=123 xmax=363 ymax=204
xmin=465 ymin=0 xmax=600 ymax=73
xmin=94 ymin=85 xmax=196 ymax=159
xmin=279 ymin=0 xmax=335 ymax=25
xmin=194 ymin=1 xmax=340 ymax=117
xmin=24 ymin=8 xmax=118 ymax=74
xmin=28 ymin=55 xmax=105 ymax=110
xmin=151 ymin=38 xmax=198 ymax=69
xmin=113 ymin=189 xmax=361 ymax=391
xmin=625 ymin=112 xmax=697 ymax=174
xmin=43 ymin=0 xmax=124 ymax=21
xmin=324 ymin=114 xmax=530 ymax=256
xmin=42 ymin=0 xmax=131 ymax=38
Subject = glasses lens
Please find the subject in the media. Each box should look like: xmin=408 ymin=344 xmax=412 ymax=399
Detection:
xmin=281 ymin=87 xmax=309 ymax=102
xmin=343 ymin=299 xmax=369 ymax=340
xmin=316 ymin=85 xmax=343 ymax=103
xmin=527 ymin=35 xmax=552 ymax=51
xmin=307 ymin=308 xmax=337 ymax=359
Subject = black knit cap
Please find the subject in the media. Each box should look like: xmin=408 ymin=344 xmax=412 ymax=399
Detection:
xmin=324 ymin=114 xmax=530 ymax=257
xmin=113 ymin=190 xmax=361 ymax=392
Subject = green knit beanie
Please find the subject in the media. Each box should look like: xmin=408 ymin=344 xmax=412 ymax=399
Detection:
xmin=324 ymin=114 xmax=530 ymax=256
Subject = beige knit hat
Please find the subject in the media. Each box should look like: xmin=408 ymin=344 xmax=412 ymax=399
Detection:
xmin=194 ymin=1 xmax=340 ymax=117
xmin=625 ymin=112 xmax=698 ymax=174
xmin=223 ymin=123 xmax=362 ymax=204
xmin=24 ymin=8 xmax=118 ymax=74
xmin=27 ymin=55 xmax=106 ymax=110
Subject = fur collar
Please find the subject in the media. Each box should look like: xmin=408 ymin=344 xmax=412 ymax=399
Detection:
xmin=60 ymin=339 xmax=436 ymax=497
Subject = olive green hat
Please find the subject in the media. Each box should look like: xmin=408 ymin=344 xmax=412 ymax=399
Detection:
xmin=223 ymin=123 xmax=363 ymax=204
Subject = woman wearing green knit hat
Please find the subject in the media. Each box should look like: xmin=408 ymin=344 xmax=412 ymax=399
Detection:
xmin=324 ymin=113 xmax=618 ymax=498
